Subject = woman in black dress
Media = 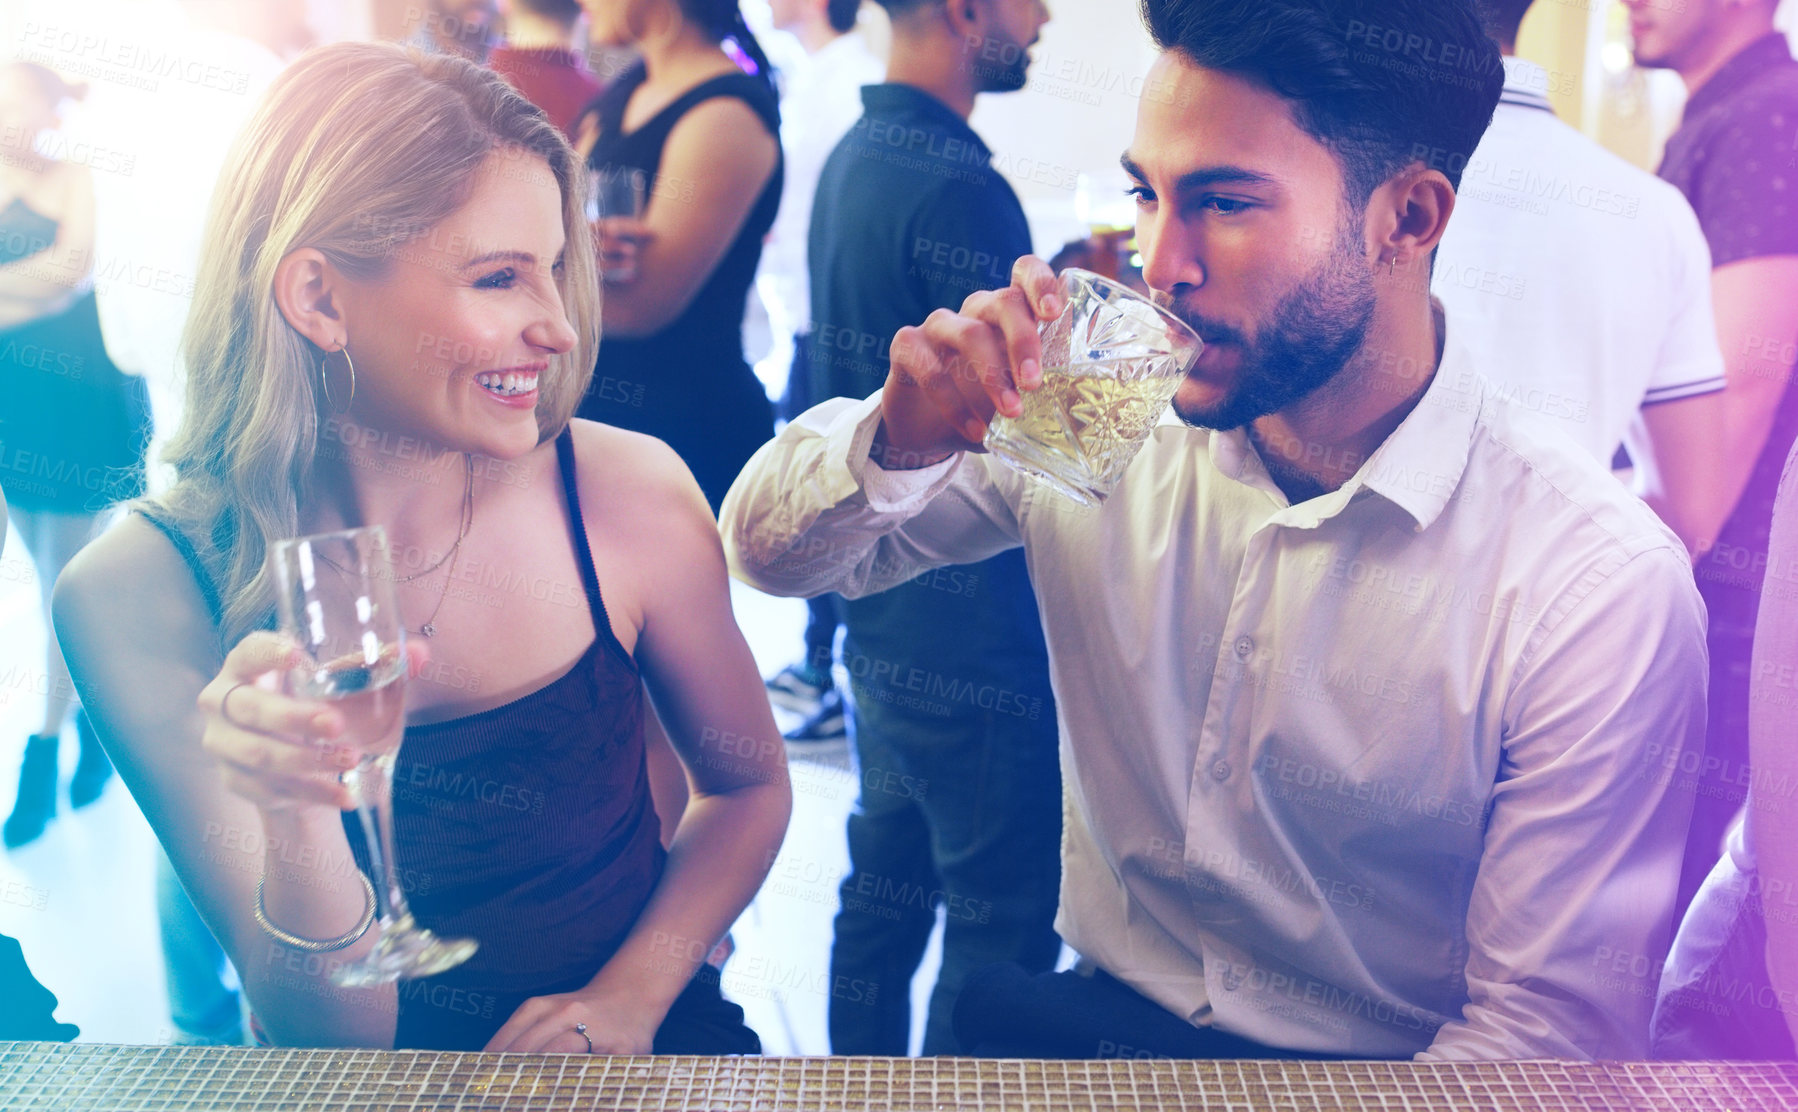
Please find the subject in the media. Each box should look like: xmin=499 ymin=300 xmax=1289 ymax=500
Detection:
xmin=0 ymin=62 xmax=150 ymax=846
xmin=573 ymin=0 xmax=783 ymax=511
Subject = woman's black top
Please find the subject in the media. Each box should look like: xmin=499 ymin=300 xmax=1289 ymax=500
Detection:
xmin=580 ymin=63 xmax=783 ymax=510
xmin=0 ymin=196 xmax=150 ymax=514
xmin=139 ymin=429 xmax=757 ymax=1052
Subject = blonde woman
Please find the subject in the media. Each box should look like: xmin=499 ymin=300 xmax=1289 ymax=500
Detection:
xmin=52 ymin=43 xmax=790 ymax=1053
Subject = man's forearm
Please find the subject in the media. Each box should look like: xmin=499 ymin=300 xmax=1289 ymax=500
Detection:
xmin=1640 ymin=390 xmax=1728 ymax=559
xmin=1708 ymin=258 xmax=1798 ymax=523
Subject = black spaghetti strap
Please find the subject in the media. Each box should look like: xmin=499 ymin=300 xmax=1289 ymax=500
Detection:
xmin=136 ymin=509 xmax=225 ymax=627
xmin=555 ymin=428 xmax=635 ymax=668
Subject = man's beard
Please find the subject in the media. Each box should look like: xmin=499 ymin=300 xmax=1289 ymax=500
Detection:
xmin=976 ymin=40 xmax=1032 ymax=92
xmin=1169 ymin=226 xmax=1378 ymax=432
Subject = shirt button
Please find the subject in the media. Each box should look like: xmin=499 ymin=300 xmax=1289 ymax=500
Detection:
xmin=1212 ymin=761 xmax=1232 ymax=781
xmin=1234 ymin=636 xmax=1255 ymax=659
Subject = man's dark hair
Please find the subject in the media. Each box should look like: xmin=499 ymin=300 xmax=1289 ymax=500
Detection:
xmin=828 ymin=0 xmax=863 ymax=33
xmin=1474 ymin=0 xmax=1533 ymax=48
xmin=1139 ymin=0 xmax=1503 ymax=203
xmin=508 ymin=0 xmax=583 ymax=21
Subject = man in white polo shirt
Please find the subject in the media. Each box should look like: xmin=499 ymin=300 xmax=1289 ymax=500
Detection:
xmin=723 ymin=0 xmax=1706 ymax=1060
xmin=1433 ymin=0 xmax=1726 ymax=557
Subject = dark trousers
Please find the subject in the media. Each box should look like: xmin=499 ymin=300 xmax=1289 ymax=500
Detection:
xmin=779 ymin=332 xmax=815 ymax=423
xmin=790 ymin=341 xmax=842 ymax=682
xmin=953 ymin=964 xmax=1374 ymax=1060
xmin=828 ymin=684 xmax=1062 ymax=1056
xmin=802 ymin=594 xmax=839 ymax=676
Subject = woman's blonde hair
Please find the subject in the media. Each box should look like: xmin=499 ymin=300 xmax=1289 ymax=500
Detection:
xmin=148 ymin=42 xmax=600 ymax=646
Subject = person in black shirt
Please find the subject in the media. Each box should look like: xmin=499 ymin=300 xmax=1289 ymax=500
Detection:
xmin=1622 ymin=0 xmax=1798 ymax=919
xmin=801 ymin=0 xmax=1059 ymax=1056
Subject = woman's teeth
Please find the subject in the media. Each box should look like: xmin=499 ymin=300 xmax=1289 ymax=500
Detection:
xmin=475 ymin=371 xmax=538 ymax=397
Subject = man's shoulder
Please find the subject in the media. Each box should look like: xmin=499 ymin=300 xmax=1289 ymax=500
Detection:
xmin=1734 ymin=53 xmax=1798 ymax=107
xmin=824 ymin=107 xmax=1014 ymax=194
xmin=819 ymin=130 xmax=1027 ymax=267
xmin=1474 ymin=109 xmax=1697 ymax=229
xmin=1682 ymin=60 xmax=1798 ymax=146
xmin=1467 ymin=383 xmax=1687 ymax=563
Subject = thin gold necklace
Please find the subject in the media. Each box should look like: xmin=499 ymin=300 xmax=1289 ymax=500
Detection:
xmin=391 ymin=505 xmax=466 ymax=583
xmin=413 ymin=458 xmax=475 ymax=638
xmin=316 ymin=457 xmax=475 ymax=638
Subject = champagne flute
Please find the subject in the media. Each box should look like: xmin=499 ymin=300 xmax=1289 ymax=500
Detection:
xmin=268 ymin=525 xmax=478 ymax=985
xmin=588 ymin=166 xmax=646 ymax=282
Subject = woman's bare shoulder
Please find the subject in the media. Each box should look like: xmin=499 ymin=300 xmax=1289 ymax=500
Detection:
xmin=564 ymin=419 xmax=718 ymax=542
xmin=663 ymin=94 xmax=778 ymax=173
xmin=54 ymin=511 xmax=214 ymax=642
xmin=567 ymin=417 xmax=696 ymax=493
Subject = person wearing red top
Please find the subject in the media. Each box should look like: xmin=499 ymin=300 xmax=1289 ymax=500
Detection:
xmin=488 ymin=0 xmax=605 ymax=140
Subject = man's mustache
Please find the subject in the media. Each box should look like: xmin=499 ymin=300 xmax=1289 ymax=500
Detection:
xmin=1150 ymin=291 xmax=1245 ymax=347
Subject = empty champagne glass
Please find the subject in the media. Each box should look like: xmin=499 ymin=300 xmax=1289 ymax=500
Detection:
xmin=588 ymin=166 xmax=647 ymax=282
xmin=268 ymin=525 xmax=478 ymax=985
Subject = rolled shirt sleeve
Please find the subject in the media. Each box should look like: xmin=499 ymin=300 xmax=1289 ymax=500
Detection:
xmin=720 ymin=392 xmax=1025 ymax=599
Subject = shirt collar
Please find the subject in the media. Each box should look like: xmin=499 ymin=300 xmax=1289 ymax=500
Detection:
xmin=1347 ymin=321 xmax=1481 ymax=532
xmin=1205 ymin=308 xmax=1482 ymax=532
xmin=1686 ymin=33 xmax=1796 ymax=119
xmin=860 ymin=83 xmax=990 ymax=156
xmin=1498 ymin=57 xmax=1556 ymax=115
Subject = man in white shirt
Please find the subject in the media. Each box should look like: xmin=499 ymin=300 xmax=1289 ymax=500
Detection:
xmin=723 ymin=0 xmax=1707 ymax=1060
xmin=760 ymin=0 xmax=885 ymax=362
xmin=1433 ymin=0 xmax=1727 ymax=557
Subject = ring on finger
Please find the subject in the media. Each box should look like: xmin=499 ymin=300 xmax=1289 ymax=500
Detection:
xmin=221 ymin=682 xmax=253 ymax=728
xmin=574 ymin=1022 xmax=592 ymax=1054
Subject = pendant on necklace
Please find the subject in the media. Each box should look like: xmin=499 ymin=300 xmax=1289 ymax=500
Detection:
xmin=420 ymin=623 xmax=437 ymax=638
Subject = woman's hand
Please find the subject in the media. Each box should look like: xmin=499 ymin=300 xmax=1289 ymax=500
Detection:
xmin=593 ymin=217 xmax=653 ymax=285
xmin=483 ymin=984 xmax=661 ymax=1055
xmin=195 ymin=632 xmax=427 ymax=814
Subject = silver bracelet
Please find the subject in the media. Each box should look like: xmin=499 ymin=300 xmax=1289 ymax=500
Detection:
xmin=254 ymin=870 xmax=377 ymax=953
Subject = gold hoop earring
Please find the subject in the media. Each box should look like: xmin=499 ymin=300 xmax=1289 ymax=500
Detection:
xmin=320 ymin=345 xmax=356 ymax=414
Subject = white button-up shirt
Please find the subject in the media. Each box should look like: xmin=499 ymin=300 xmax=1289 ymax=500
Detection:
xmin=721 ymin=333 xmax=1707 ymax=1059
xmin=757 ymin=29 xmax=886 ymax=341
